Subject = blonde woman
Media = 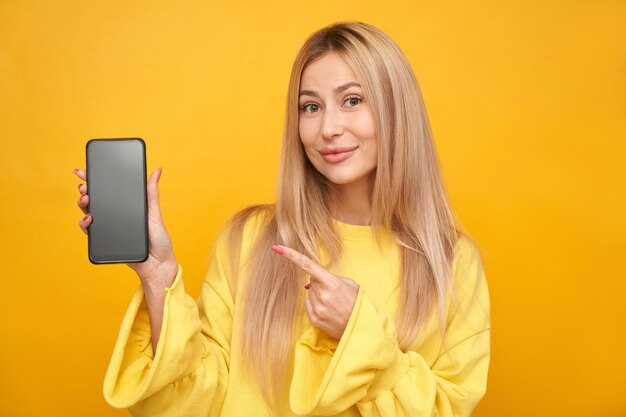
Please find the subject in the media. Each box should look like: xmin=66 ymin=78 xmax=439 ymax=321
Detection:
xmin=74 ymin=21 xmax=490 ymax=417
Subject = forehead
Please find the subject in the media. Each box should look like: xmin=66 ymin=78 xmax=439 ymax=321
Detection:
xmin=300 ymin=52 xmax=359 ymax=89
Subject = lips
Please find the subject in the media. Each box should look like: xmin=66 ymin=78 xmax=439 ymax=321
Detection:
xmin=319 ymin=145 xmax=359 ymax=163
xmin=319 ymin=145 xmax=359 ymax=155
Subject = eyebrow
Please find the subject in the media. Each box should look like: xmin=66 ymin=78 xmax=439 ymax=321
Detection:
xmin=299 ymin=82 xmax=362 ymax=98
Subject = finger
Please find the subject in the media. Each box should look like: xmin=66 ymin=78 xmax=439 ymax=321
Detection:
xmin=273 ymin=245 xmax=333 ymax=287
xmin=306 ymin=283 xmax=324 ymax=316
xmin=78 ymin=213 xmax=92 ymax=235
xmin=77 ymin=193 xmax=89 ymax=214
xmin=73 ymin=168 xmax=86 ymax=181
xmin=146 ymin=167 xmax=163 ymax=220
xmin=78 ymin=182 xmax=87 ymax=196
xmin=304 ymin=297 xmax=318 ymax=326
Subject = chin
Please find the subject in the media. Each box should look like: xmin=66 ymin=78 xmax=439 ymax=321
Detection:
xmin=321 ymin=172 xmax=365 ymax=186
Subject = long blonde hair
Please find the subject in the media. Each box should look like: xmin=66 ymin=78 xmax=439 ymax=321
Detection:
xmin=220 ymin=21 xmax=472 ymax=409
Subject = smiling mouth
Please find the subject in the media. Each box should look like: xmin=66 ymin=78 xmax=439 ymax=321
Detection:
xmin=319 ymin=145 xmax=359 ymax=155
xmin=320 ymin=147 xmax=358 ymax=163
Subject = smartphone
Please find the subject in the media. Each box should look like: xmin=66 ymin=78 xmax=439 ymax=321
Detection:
xmin=86 ymin=138 xmax=149 ymax=264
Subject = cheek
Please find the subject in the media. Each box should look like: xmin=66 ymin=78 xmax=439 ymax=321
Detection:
xmin=298 ymin=118 xmax=316 ymax=146
xmin=352 ymin=111 xmax=376 ymax=142
xmin=354 ymin=113 xmax=377 ymax=164
xmin=299 ymin=119 xmax=319 ymax=166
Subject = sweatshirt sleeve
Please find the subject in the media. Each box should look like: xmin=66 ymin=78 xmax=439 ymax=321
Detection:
xmin=289 ymin=236 xmax=491 ymax=417
xmin=103 ymin=231 xmax=235 ymax=417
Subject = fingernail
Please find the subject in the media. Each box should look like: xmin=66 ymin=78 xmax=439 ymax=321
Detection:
xmin=271 ymin=245 xmax=284 ymax=254
xmin=156 ymin=167 xmax=162 ymax=183
xmin=83 ymin=214 xmax=90 ymax=221
xmin=304 ymin=283 xmax=310 ymax=290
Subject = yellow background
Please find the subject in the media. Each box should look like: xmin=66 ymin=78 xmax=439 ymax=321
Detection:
xmin=1 ymin=1 xmax=624 ymax=416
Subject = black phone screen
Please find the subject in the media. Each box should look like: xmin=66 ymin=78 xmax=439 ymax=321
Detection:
xmin=86 ymin=138 xmax=148 ymax=264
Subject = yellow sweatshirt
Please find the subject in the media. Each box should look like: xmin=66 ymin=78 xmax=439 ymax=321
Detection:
xmin=103 ymin=212 xmax=491 ymax=416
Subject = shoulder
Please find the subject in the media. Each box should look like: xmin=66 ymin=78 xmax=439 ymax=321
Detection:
xmin=207 ymin=205 xmax=275 ymax=295
xmin=453 ymin=232 xmax=481 ymax=264
xmin=228 ymin=203 xmax=274 ymax=242
xmin=451 ymin=233 xmax=487 ymax=282
xmin=449 ymin=233 xmax=490 ymax=322
xmin=213 ymin=204 xmax=275 ymax=257
xmin=441 ymin=233 xmax=491 ymax=354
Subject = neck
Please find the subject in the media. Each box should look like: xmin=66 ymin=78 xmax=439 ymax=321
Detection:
xmin=329 ymin=174 xmax=374 ymax=226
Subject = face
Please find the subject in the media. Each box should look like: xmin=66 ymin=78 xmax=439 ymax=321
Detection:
xmin=298 ymin=52 xmax=378 ymax=189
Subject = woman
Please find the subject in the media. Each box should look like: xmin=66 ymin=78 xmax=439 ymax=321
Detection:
xmin=74 ymin=21 xmax=490 ymax=417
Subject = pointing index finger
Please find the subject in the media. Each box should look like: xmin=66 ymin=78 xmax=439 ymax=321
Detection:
xmin=272 ymin=245 xmax=331 ymax=286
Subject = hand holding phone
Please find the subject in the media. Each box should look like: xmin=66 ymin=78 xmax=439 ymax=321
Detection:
xmin=75 ymin=139 xmax=178 ymax=284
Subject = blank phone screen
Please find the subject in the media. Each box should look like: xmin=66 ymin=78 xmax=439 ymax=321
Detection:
xmin=86 ymin=138 xmax=148 ymax=264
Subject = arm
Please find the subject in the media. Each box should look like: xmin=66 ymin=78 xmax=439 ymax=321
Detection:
xmin=289 ymin=236 xmax=491 ymax=417
xmin=139 ymin=261 xmax=180 ymax=354
xmin=103 ymin=230 xmax=235 ymax=417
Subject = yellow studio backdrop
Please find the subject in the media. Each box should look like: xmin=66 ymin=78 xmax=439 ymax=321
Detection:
xmin=0 ymin=1 xmax=624 ymax=416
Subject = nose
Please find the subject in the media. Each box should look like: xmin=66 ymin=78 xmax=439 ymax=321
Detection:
xmin=321 ymin=105 xmax=344 ymax=140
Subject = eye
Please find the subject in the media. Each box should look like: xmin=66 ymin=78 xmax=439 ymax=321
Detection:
xmin=301 ymin=102 xmax=320 ymax=113
xmin=344 ymin=96 xmax=362 ymax=107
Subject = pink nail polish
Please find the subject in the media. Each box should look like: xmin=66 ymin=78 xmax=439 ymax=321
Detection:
xmin=271 ymin=245 xmax=284 ymax=254
xmin=304 ymin=283 xmax=310 ymax=290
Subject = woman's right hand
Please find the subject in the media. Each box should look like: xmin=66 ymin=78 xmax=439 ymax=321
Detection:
xmin=74 ymin=167 xmax=179 ymax=287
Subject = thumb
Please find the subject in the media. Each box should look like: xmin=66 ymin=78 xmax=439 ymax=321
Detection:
xmin=147 ymin=167 xmax=163 ymax=220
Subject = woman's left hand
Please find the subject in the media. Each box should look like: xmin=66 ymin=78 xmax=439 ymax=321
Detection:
xmin=271 ymin=245 xmax=359 ymax=340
